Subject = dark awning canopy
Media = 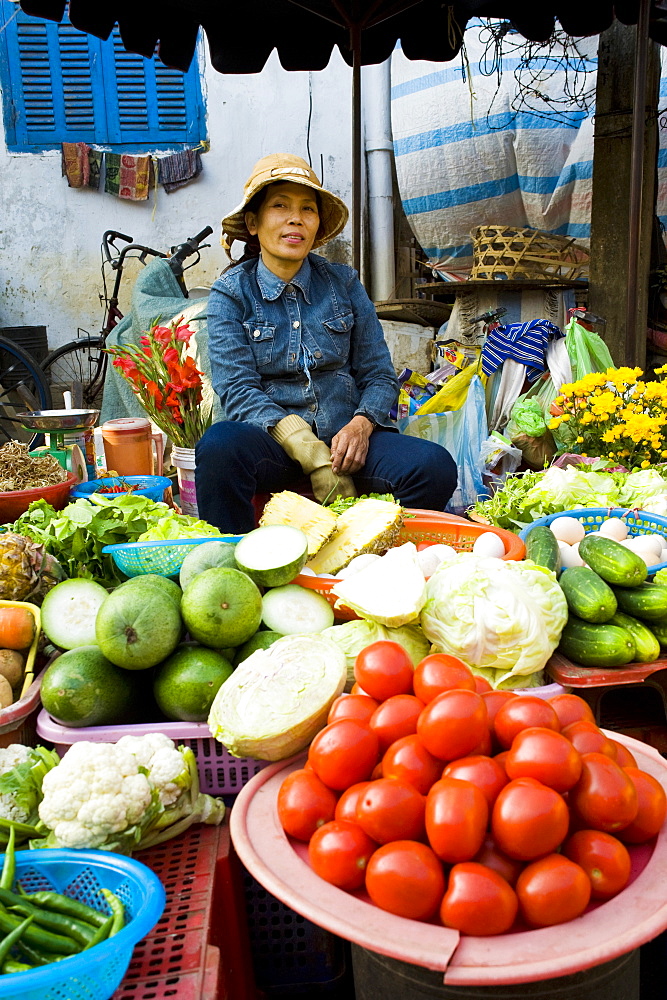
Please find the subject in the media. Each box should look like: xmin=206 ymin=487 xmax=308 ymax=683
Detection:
xmin=18 ymin=0 xmax=667 ymax=74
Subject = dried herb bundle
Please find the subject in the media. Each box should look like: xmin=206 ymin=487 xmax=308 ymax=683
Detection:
xmin=0 ymin=441 xmax=68 ymax=491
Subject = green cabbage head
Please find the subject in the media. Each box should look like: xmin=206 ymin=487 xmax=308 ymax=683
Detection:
xmin=322 ymin=619 xmax=430 ymax=688
xmin=420 ymin=555 xmax=567 ymax=689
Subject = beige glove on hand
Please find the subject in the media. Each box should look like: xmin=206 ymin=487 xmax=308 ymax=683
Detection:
xmin=269 ymin=414 xmax=357 ymax=503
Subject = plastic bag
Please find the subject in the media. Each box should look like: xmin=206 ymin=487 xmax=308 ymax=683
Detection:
xmin=565 ymin=318 xmax=615 ymax=379
xmin=415 ymin=362 xmax=479 ymax=415
xmin=507 ymin=397 xmax=547 ymax=438
xmin=398 ymin=374 xmax=488 ymax=514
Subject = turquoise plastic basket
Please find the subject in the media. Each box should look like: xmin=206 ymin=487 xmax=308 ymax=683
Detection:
xmin=519 ymin=507 xmax=667 ymax=574
xmin=102 ymin=536 xmax=242 ymax=578
xmin=0 ymin=848 xmax=165 ymax=1000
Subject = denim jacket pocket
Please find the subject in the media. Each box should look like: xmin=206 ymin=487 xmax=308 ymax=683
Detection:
xmin=243 ymin=322 xmax=275 ymax=367
xmin=322 ymin=312 xmax=354 ymax=358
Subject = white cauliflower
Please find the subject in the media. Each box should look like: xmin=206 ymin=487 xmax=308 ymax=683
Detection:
xmin=38 ymin=742 xmax=155 ymax=849
xmin=116 ymin=733 xmax=188 ymax=807
xmin=34 ymin=734 xmax=225 ymax=853
xmin=0 ymin=744 xmax=33 ymax=823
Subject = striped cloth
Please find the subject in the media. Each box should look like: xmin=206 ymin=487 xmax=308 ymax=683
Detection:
xmin=481 ymin=319 xmax=564 ymax=383
xmin=390 ymin=22 xmax=667 ymax=270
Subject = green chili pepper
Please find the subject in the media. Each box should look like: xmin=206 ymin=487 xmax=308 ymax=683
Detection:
xmin=82 ymin=914 xmax=113 ymax=951
xmin=100 ymin=889 xmax=125 ymax=937
xmin=2 ymin=958 xmax=32 ymax=973
xmin=0 ymin=905 xmax=78 ymax=955
xmin=0 ymin=891 xmax=94 ymax=947
xmin=0 ymin=818 xmax=40 ymax=839
xmin=19 ymin=891 xmax=107 ymax=928
xmin=15 ymin=938 xmax=57 ymax=966
xmin=0 ymin=914 xmax=33 ymax=969
xmin=0 ymin=827 xmax=15 ymax=893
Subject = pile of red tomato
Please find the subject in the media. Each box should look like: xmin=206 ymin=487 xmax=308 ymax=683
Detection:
xmin=276 ymin=641 xmax=667 ymax=936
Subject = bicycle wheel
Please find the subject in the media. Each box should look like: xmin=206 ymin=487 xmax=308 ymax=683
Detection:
xmin=0 ymin=335 xmax=52 ymax=447
xmin=42 ymin=337 xmax=106 ymax=409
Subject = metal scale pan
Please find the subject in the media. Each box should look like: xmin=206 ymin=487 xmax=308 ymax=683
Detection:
xmin=18 ymin=409 xmax=100 ymax=431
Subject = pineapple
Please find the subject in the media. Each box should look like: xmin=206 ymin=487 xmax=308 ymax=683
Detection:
xmin=259 ymin=491 xmax=338 ymax=556
xmin=0 ymin=533 xmax=64 ymax=604
xmin=305 ymin=498 xmax=404 ymax=575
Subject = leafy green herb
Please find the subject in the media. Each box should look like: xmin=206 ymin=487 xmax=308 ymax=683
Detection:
xmin=11 ymin=495 xmax=222 ymax=588
xmin=326 ymin=493 xmax=397 ymax=515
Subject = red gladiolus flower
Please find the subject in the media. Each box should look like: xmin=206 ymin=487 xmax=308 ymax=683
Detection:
xmin=175 ymin=325 xmax=193 ymax=342
xmin=152 ymin=325 xmax=173 ymax=345
xmin=163 ymin=347 xmax=179 ymax=366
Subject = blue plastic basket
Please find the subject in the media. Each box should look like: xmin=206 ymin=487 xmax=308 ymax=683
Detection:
xmin=102 ymin=535 xmax=242 ymax=578
xmin=0 ymin=848 xmax=166 ymax=1000
xmin=519 ymin=507 xmax=667 ymax=575
xmin=71 ymin=476 xmax=173 ymax=503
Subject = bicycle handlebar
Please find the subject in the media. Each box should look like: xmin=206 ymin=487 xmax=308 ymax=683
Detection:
xmin=469 ymin=307 xmax=507 ymax=325
xmin=169 ymin=226 xmax=214 ymax=265
xmin=102 ymin=230 xmax=134 ymax=263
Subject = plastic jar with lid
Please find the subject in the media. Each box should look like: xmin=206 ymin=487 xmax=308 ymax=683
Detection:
xmin=100 ymin=418 xmax=164 ymax=476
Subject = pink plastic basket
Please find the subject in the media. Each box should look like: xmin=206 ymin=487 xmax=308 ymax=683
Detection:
xmin=36 ymin=710 xmax=268 ymax=796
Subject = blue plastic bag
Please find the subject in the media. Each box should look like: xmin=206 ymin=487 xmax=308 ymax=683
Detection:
xmin=397 ymin=374 xmax=488 ymax=514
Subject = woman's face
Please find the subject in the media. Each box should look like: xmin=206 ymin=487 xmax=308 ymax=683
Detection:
xmin=245 ymin=181 xmax=320 ymax=278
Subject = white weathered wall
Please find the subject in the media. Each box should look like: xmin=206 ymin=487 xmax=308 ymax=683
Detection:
xmin=0 ymin=42 xmax=352 ymax=351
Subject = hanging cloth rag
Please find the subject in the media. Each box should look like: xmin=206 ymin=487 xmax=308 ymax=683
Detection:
xmin=105 ymin=153 xmax=151 ymax=200
xmin=481 ymin=319 xmax=564 ymax=383
xmin=87 ymin=149 xmax=103 ymax=190
xmin=156 ymin=149 xmax=203 ymax=193
xmin=61 ymin=142 xmax=90 ymax=187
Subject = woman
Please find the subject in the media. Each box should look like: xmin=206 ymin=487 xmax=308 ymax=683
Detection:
xmin=195 ymin=153 xmax=457 ymax=533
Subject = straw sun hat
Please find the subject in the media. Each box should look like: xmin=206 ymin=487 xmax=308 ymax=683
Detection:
xmin=221 ymin=153 xmax=349 ymax=253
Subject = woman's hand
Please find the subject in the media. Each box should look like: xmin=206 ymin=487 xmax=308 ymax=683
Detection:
xmin=330 ymin=415 xmax=374 ymax=474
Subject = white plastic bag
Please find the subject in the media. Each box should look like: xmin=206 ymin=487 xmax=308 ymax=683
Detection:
xmin=398 ymin=374 xmax=488 ymax=514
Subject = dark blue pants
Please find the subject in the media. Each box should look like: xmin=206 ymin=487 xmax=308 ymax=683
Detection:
xmin=195 ymin=421 xmax=458 ymax=533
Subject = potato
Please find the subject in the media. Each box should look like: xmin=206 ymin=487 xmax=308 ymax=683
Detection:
xmin=0 ymin=650 xmax=23 ymax=689
xmin=0 ymin=674 xmax=13 ymax=709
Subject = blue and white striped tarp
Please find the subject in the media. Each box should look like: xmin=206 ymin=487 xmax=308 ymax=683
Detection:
xmin=390 ymin=22 xmax=667 ymax=271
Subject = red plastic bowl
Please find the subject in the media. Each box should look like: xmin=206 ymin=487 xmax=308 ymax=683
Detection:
xmin=0 ymin=470 xmax=78 ymax=522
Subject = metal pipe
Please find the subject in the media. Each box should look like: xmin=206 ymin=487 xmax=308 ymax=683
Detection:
xmin=351 ymin=20 xmax=362 ymax=275
xmin=625 ymin=0 xmax=651 ymax=358
xmin=363 ymin=59 xmax=395 ymax=301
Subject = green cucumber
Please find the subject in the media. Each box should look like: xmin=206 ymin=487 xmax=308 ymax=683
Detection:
xmin=525 ymin=525 xmax=561 ymax=573
xmin=558 ymin=566 xmax=617 ymax=623
xmin=557 ymin=616 xmax=637 ymax=667
xmin=609 ymin=612 xmax=660 ymax=663
xmin=649 ymin=617 xmax=667 ymax=647
xmin=578 ymin=534 xmax=647 ymax=588
xmin=612 ymin=582 xmax=667 ymax=622
xmin=234 ymin=525 xmax=309 ymax=587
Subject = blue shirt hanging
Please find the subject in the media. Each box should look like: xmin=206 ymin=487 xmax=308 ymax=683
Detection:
xmin=481 ymin=319 xmax=564 ymax=383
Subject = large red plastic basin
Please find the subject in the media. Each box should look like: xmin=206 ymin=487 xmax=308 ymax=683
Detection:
xmin=230 ymin=732 xmax=667 ymax=987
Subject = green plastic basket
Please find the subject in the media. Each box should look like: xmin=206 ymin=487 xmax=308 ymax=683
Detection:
xmin=102 ymin=536 xmax=242 ymax=578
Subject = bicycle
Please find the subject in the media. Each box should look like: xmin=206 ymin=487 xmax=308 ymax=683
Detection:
xmin=41 ymin=226 xmax=213 ymax=409
xmin=0 ymin=336 xmax=52 ymax=447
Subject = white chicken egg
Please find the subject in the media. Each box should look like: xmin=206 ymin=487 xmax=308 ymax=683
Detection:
xmin=416 ymin=544 xmax=457 ymax=579
xmin=472 ymin=532 xmax=506 ymax=559
xmin=334 ymin=553 xmax=382 ymax=579
xmin=549 ymin=517 xmax=586 ymax=545
xmin=559 ymin=539 xmax=585 ymax=568
xmin=630 ymin=533 xmax=664 ymax=559
xmin=598 ymin=517 xmax=628 ymax=541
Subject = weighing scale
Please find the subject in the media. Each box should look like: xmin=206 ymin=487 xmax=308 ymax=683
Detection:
xmin=19 ymin=408 xmax=100 ymax=483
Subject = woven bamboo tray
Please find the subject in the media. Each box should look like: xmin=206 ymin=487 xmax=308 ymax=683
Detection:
xmin=470 ymin=225 xmax=590 ymax=281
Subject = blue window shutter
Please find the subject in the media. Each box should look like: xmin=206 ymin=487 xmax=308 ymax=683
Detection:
xmin=0 ymin=1 xmax=105 ymax=149
xmin=101 ymin=30 xmax=204 ymax=144
xmin=0 ymin=0 xmax=206 ymax=151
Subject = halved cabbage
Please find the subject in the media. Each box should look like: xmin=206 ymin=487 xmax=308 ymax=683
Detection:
xmin=207 ymin=633 xmax=347 ymax=760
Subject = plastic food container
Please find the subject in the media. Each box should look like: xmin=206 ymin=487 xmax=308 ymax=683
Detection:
xmin=231 ymin=732 xmax=667 ymax=987
xmin=36 ymin=710 xmax=268 ymax=797
xmin=519 ymin=507 xmax=667 ymax=575
xmin=102 ymin=535 xmax=242 ymax=578
xmin=0 ymin=471 xmax=78 ymax=521
xmin=295 ymin=509 xmax=525 ymax=620
xmin=0 ymin=848 xmax=165 ymax=1000
xmin=71 ymin=475 xmax=173 ymax=503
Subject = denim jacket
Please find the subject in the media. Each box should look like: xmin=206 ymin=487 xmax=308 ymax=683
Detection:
xmin=206 ymin=254 xmax=399 ymax=445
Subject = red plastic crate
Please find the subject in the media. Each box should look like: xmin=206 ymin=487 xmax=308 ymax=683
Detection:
xmin=112 ymin=824 xmax=258 ymax=1000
